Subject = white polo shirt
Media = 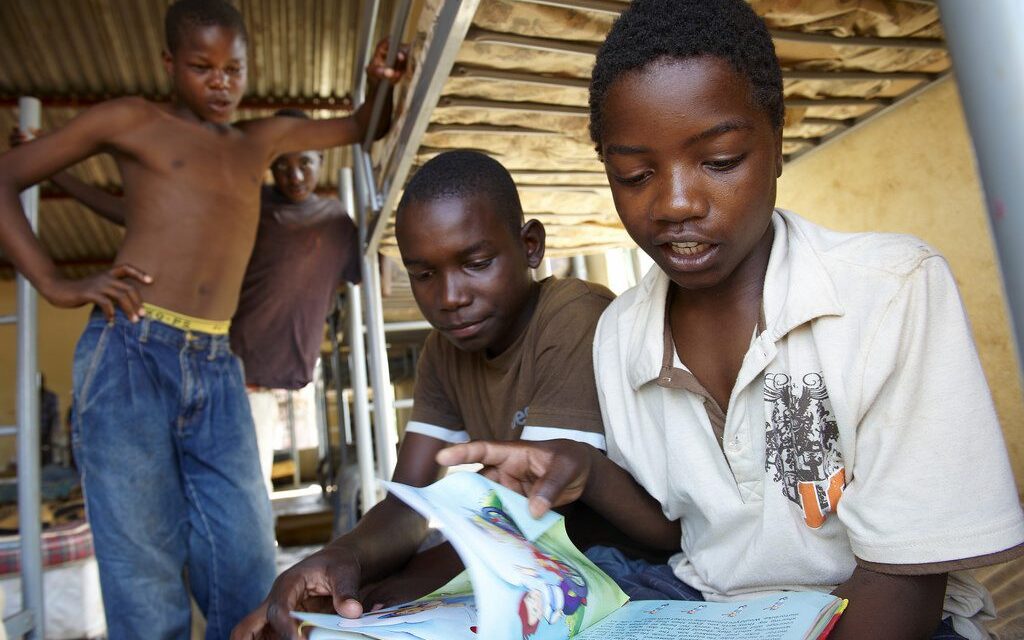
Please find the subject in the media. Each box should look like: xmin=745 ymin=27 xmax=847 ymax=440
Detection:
xmin=594 ymin=210 xmax=1024 ymax=639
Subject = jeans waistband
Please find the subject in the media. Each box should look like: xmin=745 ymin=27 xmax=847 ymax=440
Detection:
xmin=89 ymin=308 xmax=233 ymax=356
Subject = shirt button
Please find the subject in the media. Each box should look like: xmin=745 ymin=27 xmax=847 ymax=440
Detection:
xmin=727 ymin=438 xmax=742 ymax=451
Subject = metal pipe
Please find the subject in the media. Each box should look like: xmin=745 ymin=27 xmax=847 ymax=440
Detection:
xmin=937 ymin=0 xmax=1024 ymax=378
xmin=312 ymin=357 xmax=333 ymax=489
xmin=353 ymin=0 xmax=381 ymax=103
xmin=571 ymin=255 xmax=588 ymax=280
xmin=286 ymin=392 xmax=300 ymax=487
xmin=368 ymin=398 xmax=414 ymax=411
xmin=362 ymin=0 xmax=413 ymax=150
xmin=0 ymin=316 xmax=15 ymax=325
xmin=366 ymin=0 xmax=483 ymax=255
xmin=353 ymin=153 xmax=397 ymax=482
xmin=360 ymin=251 xmax=398 ymax=481
xmin=327 ymin=306 xmax=349 ymax=469
xmin=339 ymin=168 xmax=379 ymax=512
xmin=382 ymin=320 xmax=432 ymax=333
xmin=16 ymin=95 xmax=43 ymax=640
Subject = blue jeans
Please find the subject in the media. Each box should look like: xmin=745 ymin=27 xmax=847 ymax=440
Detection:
xmin=585 ymin=545 xmax=704 ymax=601
xmin=71 ymin=310 xmax=276 ymax=640
xmin=585 ymin=546 xmax=966 ymax=639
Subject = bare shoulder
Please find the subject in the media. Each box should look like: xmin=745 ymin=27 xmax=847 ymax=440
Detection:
xmin=233 ymin=114 xmax=286 ymax=137
xmin=87 ymin=96 xmax=161 ymax=123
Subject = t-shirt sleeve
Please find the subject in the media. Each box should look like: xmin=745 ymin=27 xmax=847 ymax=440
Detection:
xmin=407 ymin=333 xmax=469 ymax=444
xmin=837 ymin=256 xmax=1024 ymax=566
xmin=520 ymin=291 xmax=610 ymax=451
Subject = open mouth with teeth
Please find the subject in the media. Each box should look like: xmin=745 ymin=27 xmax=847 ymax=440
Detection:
xmin=670 ymin=241 xmax=712 ymax=256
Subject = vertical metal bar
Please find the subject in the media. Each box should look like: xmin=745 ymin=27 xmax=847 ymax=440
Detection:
xmin=353 ymin=152 xmax=399 ymax=481
xmin=313 ymin=359 xmax=331 ymax=471
xmin=353 ymin=0 xmax=381 ymax=103
xmin=286 ymin=392 xmax=299 ymax=487
xmin=361 ymin=0 xmax=413 ymax=150
xmin=365 ymin=0 xmax=483 ymax=255
xmin=346 ymin=288 xmax=378 ymax=512
xmin=17 ymin=95 xmax=43 ymax=640
xmin=340 ymin=168 xmax=379 ymax=511
xmin=937 ymin=0 xmax=1024 ymax=379
xmin=571 ymin=255 xmax=588 ymax=280
xmin=361 ymin=251 xmax=398 ymax=480
xmin=327 ymin=306 xmax=349 ymax=469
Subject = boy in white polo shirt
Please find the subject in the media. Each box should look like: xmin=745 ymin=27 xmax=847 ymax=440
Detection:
xmin=438 ymin=1 xmax=1024 ymax=638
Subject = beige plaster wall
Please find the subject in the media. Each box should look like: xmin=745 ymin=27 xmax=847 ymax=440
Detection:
xmin=776 ymin=77 xmax=1024 ymax=494
xmin=0 ymin=281 xmax=90 ymax=467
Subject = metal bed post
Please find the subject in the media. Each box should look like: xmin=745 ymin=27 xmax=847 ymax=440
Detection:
xmin=347 ymin=0 xmax=483 ymax=487
xmin=3 ymin=96 xmax=44 ymax=640
xmin=339 ymin=168 xmax=379 ymax=513
xmin=937 ymin=0 xmax=1024 ymax=379
xmin=354 ymin=1 xmax=413 ymax=484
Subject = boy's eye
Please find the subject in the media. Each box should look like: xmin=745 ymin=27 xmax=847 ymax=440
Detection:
xmin=611 ymin=170 xmax=652 ymax=186
xmin=465 ymin=259 xmax=493 ymax=271
xmin=190 ymin=64 xmax=210 ymax=72
xmin=409 ymin=270 xmax=433 ymax=282
xmin=226 ymin=66 xmax=242 ymax=76
xmin=705 ymin=155 xmax=745 ymax=172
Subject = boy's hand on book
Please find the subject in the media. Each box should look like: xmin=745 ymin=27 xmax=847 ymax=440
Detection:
xmin=366 ymin=37 xmax=409 ymax=85
xmin=436 ymin=440 xmax=593 ymax=519
xmin=232 ymin=545 xmax=368 ymax=640
xmin=42 ymin=264 xmax=152 ymax=322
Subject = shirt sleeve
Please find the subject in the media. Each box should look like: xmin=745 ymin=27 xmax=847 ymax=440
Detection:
xmin=520 ymin=292 xmax=609 ymax=451
xmin=837 ymin=255 xmax=1024 ymax=566
xmin=408 ymin=332 xmax=469 ymax=444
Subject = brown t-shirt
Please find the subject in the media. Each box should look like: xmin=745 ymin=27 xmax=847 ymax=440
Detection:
xmin=410 ymin=277 xmax=669 ymax=560
xmin=230 ymin=186 xmax=361 ymax=389
xmin=408 ymin=277 xmax=613 ymax=447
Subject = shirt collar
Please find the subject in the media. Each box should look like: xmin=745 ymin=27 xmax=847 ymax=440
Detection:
xmin=624 ymin=210 xmax=844 ymax=390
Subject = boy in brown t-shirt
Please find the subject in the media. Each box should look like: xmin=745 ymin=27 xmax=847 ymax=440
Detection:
xmin=234 ymin=151 xmax=663 ymax=639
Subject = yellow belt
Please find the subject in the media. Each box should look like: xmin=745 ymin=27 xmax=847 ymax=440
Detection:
xmin=142 ymin=303 xmax=231 ymax=335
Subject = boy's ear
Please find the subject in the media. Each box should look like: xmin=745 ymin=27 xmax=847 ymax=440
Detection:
xmin=520 ymin=219 xmax=546 ymax=269
xmin=161 ymin=50 xmax=174 ymax=77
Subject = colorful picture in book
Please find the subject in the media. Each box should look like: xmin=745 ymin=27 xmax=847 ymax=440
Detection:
xmin=468 ymin=493 xmax=589 ymax=639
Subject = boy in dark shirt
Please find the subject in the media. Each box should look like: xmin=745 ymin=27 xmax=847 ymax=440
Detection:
xmin=232 ymin=151 xmax=674 ymax=640
xmin=0 ymin=1 xmax=404 ymax=637
xmin=231 ymin=108 xmax=362 ymax=493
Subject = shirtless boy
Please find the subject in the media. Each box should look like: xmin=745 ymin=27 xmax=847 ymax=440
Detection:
xmin=0 ymin=1 xmax=404 ymax=637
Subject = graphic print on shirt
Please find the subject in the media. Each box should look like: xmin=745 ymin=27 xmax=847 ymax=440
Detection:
xmin=763 ymin=372 xmax=845 ymax=529
xmin=512 ymin=406 xmax=529 ymax=433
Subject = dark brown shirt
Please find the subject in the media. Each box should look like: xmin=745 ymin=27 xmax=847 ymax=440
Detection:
xmin=409 ymin=277 xmax=613 ymax=446
xmin=230 ymin=185 xmax=360 ymax=389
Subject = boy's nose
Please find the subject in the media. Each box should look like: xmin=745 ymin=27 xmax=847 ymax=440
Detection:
xmin=440 ymin=275 xmax=471 ymax=310
xmin=209 ymin=70 xmax=229 ymax=88
xmin=654 ymin=166 xmax=708 ymax=222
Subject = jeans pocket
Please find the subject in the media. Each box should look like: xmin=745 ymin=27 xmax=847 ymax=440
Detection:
xmin=72 ymin=323 xmax=113 ymax=418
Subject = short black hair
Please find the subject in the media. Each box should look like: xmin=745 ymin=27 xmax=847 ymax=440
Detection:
xmin=589 ymin=0 xmax=784 ymax=155
xmin=397 ymin=150 xmax=523 ymax=237
xmin=165 ymin=0 xmax=248 ymax=54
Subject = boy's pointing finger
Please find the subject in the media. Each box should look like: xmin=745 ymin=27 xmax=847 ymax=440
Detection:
xmin=436 ymin=441 xmax=513 ymax=468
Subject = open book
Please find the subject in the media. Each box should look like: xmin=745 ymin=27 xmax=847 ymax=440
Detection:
xmin=295 ymin=473 xmax=847 ymax=640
